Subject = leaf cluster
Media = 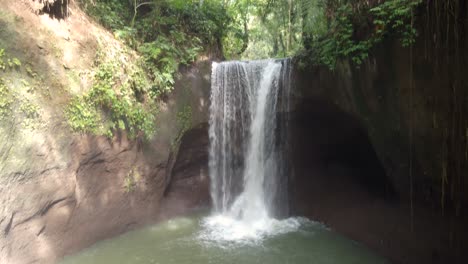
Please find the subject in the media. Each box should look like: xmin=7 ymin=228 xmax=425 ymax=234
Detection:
xmin=0 ymin=78 xmax=13 ymax=119
xmin=301 ymin=0 xmax=422 ymax=69
xmin=71 ymin=0 xmax=232 ymax=138
xmin=0 ymin=48 xmax=21 ymax=71
xmin=71 ymin=0 xmax=233 ymax=138
xmin=66 ymin=57 xmax=156 ymax=140
xmin=81 ymin=0 xmax=230 ymax=95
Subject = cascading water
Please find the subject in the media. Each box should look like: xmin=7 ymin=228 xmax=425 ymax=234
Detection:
xmin=61 ymin=59 xmax=389 ymax=264
xmin=201 ymin=59 xmax=299 ymax=242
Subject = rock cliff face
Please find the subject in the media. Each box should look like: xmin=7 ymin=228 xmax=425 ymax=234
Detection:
xmin=0 ymin=2 xmax=212 ymax=263
xmin=0 ymin=66 xmax=212 ymax=264
xmin=159 ymin=123 xmax=210 ymax=219
xmin=289 ymin=8 xmax=468 ymax=262
xmin=293 ymin=40 xmax=468 ymax=212
xmin=1 ymin=1 xmax=466 ymax=264
xmin=0 ymin=133 xmax=161 ymax=264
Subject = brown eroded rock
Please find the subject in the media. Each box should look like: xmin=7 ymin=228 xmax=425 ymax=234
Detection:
xmin=0 ymin=1 xmax=213 ymax=260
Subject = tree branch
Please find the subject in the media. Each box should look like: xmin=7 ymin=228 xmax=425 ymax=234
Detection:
xmin=136 ymin=2 xmax=154 ymax=9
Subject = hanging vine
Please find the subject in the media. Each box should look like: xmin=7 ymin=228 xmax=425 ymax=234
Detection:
xmin=421 ymin=0 xmax=467 ymax=217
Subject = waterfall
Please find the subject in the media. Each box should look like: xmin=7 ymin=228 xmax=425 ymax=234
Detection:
xmin=203 ymin=59 xmax=297 ymax=242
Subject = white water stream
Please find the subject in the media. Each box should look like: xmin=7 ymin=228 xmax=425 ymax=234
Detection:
xmin=60 ymin=59 xmax=388 ymax=264
xmin=203 ymin=59 xmax=297 ymax=242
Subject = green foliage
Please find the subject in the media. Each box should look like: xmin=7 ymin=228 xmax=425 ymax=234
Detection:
xmin=138 ymin=34 xmax=201 ymax=97
xmin=314 ymin=4 xmax=373 ymax=67
xmin=81 ymin=0 xmax=229 ymax=96
xmin=124 ymin=166 xmax=141 ymax=193
xmin=232 ymin=0 xmax=305 ymax=59
xmin=0 ymin=78 xmax=13 ymax=119
xmin=79 ymin=0 xmax=422 ymax=70
xmin=8 ymin=57 xmax=21 ymax=69
xmin=0 ymin=49 xmax=5 ymax=70
xmin=66 ymin=53 xmax=156 ymax=139
xmin=165 ymin=0 xmax=229 ymax=46
xmin=25 ymin=64 xmax=38 ymax=78
xmin=215 ymin=0 xmax=422 ymax=67
xmin=133 ymin=0 xmax=227 ymax=92
xmin=221 ymin=0 xmax=250 ymax=58
xmin=18 ymin=98 xmax=41 ymax=129
xmin=171 ymin=105 xmax=192 ymax=150
xmin=74 ymin=0 xmax=223 ymax=139
xmin=177 ymin=105 xmax=192 ymax=134
xmin=370 ymin=0 xmax=421 ymax=47
xmin=0 ymin=48 xmax=21 ymax=71
xmin=19 ymin=99 xmax=39 ymax=119
xmin=301 ymin=0 xmax=422 ymax=69
xmin=80 ymin=0 xmax=130 ymax=31
xmin=0 ymin=77 xmax=41 ymax=128
xmin=66 ymin=97 xmax=100 ymax=133
xmin=123 ymin=175 xmax=136 ymax=193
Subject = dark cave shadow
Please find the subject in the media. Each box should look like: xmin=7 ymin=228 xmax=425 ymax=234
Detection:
xmin=290 ymin=97 xmax=396 ymax=201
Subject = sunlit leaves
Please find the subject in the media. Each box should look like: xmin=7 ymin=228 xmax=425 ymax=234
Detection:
xmin=299 ymin=0 xmax=423 ymax=69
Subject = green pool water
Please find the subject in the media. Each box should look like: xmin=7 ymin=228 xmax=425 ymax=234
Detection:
xmin=60 ymin=212 xmax=388 ymax=264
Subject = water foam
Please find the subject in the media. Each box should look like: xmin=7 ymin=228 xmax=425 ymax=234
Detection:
xmin=198 ymin=215 xmax=308 ymax=246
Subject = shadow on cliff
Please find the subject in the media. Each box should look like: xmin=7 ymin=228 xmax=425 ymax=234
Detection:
xmin=1 ymin=128 xmax=171 ymax=263
xmin=290 ymin=97 xmax=396 ymax=203
xmin=158 ymin=122 xmax=211 ymax=221
xmin=289 ymin=97 xmax=467 ymax=264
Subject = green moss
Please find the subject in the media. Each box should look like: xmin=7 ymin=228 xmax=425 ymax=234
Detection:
xmin=18 ymin=98 xmax=41 ymax=129
xmin=0 ymin=48 xmax=21 ymax=71
xmin=25 ymin=64 xmax=38 ymax=78
xmin=123 ymin=167 xmax=141 ymax=193
xmin=65 ymin=49 xmax=156 ymax=140
xmin=171 ymin=105 xmax=192 ymax=150
xmin=66 ymin=97 xmax=100 ymax=133
xmin=0 ymin=78 xmax=13 ymax=119
xmin=0 ymin=76 xmax=42 ymax=129
xmin=177 ymin=105 xmax=192 ymax=134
